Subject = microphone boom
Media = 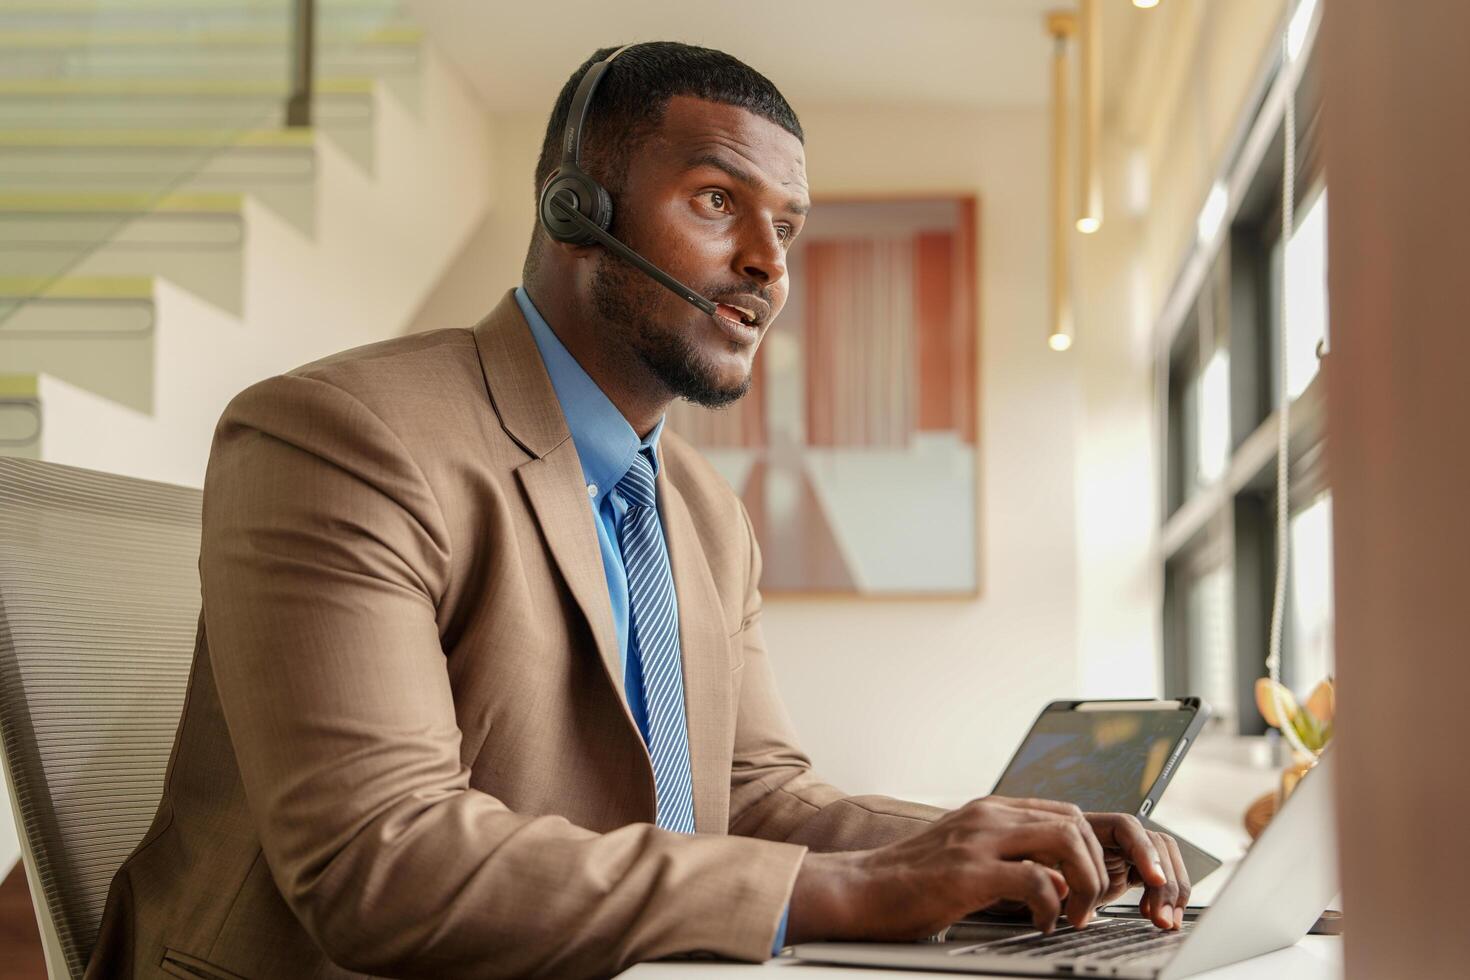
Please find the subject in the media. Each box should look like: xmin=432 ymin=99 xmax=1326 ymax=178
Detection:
xmin=549 ymin=193 xmax=718 ymax=317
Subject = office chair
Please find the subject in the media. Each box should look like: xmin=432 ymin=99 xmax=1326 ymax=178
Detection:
xmin=0 ymin=458 xmax=201 ymax=979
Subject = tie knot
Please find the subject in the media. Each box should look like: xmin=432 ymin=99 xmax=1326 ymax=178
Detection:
xmin=617 ymin=449 xmax=658 ymax=510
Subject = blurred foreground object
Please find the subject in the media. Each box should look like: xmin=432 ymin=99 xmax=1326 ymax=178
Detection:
xmin=1323 ymin=0 xmax=1470 ymax=976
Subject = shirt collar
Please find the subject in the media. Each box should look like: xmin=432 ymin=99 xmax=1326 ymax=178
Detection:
xmin=516 ymin=285 xmax=663 ymax=503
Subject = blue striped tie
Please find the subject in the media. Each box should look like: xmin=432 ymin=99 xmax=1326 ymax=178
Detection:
xmin=616 ymin=449 xmax=696 ymax=834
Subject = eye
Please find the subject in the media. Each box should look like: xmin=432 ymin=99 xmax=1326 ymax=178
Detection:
xmin=701 ymin=190 xmax=730 ymax=212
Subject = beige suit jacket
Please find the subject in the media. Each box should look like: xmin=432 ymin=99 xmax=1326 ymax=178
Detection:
xmin=85 ymin=290 xmax=945 ymax=979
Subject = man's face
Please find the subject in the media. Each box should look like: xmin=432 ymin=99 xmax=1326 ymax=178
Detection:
xmin=589 ymin=95 xmax=809 ymax=408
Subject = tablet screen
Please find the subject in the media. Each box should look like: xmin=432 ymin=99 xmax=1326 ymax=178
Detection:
xmin=991 ymin=706 xmax=1196 ymax=813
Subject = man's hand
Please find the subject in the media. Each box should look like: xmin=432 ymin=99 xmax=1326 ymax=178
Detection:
xmin=785 ymin=797 xmax=1189 ymax=945
xmin=1088 ymin=812 xmax=1192 ymax=930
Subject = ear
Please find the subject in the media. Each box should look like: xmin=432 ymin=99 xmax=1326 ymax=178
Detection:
xmin=546 ymin=232 xmax=601 ymax=263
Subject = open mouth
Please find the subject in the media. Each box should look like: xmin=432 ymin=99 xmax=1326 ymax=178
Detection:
xmin=715 ymin=302 xmax=759 ymax=326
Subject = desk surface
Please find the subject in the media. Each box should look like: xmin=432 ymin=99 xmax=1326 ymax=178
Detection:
xmin=628 ymin=736 xmax=1343 ymax=979
xmin=627 ymin=936 xmax=1341 ymax=978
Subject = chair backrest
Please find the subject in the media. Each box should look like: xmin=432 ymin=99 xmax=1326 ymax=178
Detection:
xmin=0 ymin=457 xmax=201 ymax=979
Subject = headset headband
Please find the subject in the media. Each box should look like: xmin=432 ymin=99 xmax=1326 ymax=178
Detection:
xmin=561 ymin=43 xmax=638 ymax=170
xmin=537 ymin=42 xmax=719 ymax=317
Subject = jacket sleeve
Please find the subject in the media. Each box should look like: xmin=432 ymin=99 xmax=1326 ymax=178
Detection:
xmin=200 ymin=373 xmax=806 ymax=979
xmin=727 ymin=504 xmax=949 ymax=850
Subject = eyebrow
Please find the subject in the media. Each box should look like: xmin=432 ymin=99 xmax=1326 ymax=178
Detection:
xmin=684 ymin=152 xmax=810 ymax=216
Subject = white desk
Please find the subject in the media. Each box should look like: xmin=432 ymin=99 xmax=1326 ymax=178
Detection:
xmin=629 ymin=937 xmax=1340 ymax=978
xmin=627 ymin=735 xmax=1343 ymax=979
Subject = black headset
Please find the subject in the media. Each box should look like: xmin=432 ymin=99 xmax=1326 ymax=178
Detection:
xmin=536 ymin=43 xmax=718 ymax=317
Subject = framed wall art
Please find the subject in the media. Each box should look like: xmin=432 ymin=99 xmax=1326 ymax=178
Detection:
xmin=669 ymin=194 xmax=981 ymax=597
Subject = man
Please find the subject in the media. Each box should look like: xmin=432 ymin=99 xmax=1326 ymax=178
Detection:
xmin=87 ymin=42 xmax=1189 ymax=979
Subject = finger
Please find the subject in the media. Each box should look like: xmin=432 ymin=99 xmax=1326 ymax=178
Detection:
xmin=1000 ymin=797 xmax=1090 ymax=819
xmin=1162 ymin=834 xmax=1191 ymax=929
xmin=998 ymin=821 xmax=1103 ymax=929
xmin=1002 ymin=803 xmax=1109 ymax=909
xmin=1099 ymin=852 xmax=1135 ymax=906
xmin=986 ymin=861 xmax=1066 ymax=935
xmin=1141 ymin=831 xmax=1180 ymax=929
xmin=1140 ymin=834 xmax=1176 ymax=934
xmin=994 ymin=798 xmax=1108 ymax=911
xmin=979 ymin=799 xmax=1061 ymax=824
xmin=1158 ymin=832 xmax=1189 ymax=922
xmin=1076 ymin=815 xmax=1109 ymax=913
xmin=1088 ymin=813 xmax=1166 ymax=889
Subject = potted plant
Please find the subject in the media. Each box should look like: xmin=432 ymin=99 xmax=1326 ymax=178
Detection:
xmin=1244 ymin=676 xmax=1335 ymax=838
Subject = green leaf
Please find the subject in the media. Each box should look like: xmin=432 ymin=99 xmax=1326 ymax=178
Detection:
xmin=1290 ymin=706 xmax=1324 ymax=751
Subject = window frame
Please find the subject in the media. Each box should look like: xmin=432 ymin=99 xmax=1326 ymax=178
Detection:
xmin=1156 ymin=12 xmax=1330 ymax=735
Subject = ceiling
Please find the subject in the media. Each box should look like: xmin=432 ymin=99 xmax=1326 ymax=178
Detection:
xmin=403 ymin=0 xmax=1134 ymax=116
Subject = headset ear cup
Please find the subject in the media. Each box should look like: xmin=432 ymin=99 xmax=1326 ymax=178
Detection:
xmin=538 ymin=166 xmax=614 ymax=245
xmin=590 ymin=180 xmax=613 ymax=236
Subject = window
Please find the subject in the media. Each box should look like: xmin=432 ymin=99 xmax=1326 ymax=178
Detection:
xmin=1185 ymin=560 xmax=1235 ymax=722
xmin=1285 ymin=492 xmax=1334 ymax=693
xmin=1165 ymin=256 xmax=1231 ymax=516
xmin=1193 ymin=351 xmax=1232 ymax=487
xmin=1277 ymin=189 xmax=1330 ymax=403
xmin=1159 ymin=36 xmax=1330 ymax=734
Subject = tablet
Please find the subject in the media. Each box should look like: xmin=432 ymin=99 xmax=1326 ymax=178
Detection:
xmin=991 ymin=698 xmax=1209 ymax=816
xmin=990 ymin=698 xmax=1222 ymax=883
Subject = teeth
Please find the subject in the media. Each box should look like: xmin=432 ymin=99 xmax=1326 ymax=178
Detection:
xmin=717 ymin=302 xmax=759 ymax=326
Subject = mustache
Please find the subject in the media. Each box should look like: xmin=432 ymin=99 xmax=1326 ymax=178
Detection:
xmin=705 ymin=282 xmax=775 ymax=306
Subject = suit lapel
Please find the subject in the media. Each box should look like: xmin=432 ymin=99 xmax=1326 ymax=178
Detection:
xmin=515 ymin=449 xmax=627 ymax=706
xmin=474 ymin=290 xmax=734 ymax=832
xmin=474 ymin=292 xmax=631 ymax=721
xmin=658 ymin=465 xmax=735 ymax=835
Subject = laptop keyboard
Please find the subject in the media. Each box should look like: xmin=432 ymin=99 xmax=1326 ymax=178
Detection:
xmin=953 ymin=918 xmax=1189 ymax=973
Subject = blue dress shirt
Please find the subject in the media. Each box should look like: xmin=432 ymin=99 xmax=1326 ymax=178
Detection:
xmin=515 ymin=287 xmax=789 ymax=954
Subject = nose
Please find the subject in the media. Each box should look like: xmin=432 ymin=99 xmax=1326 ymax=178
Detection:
xmin=734 ymin=219 xmax=787 ymax=285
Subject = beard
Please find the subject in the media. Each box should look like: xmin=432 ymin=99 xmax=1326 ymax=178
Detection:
xmin=589 ymin=245 xmax=752 ymax=410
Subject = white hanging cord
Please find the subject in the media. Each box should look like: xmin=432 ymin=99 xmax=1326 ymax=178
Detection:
xmin=1265 ymin=28 xmax=1312 ymax=757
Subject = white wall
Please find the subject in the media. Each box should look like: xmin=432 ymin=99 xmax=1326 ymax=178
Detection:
xmin=425 ymin=104 xmax=1162 ymax=806
xmin=1070 ymin=134 xmax=1165 ymax=704
xmin=406 ymin=111 xmax=544 ymax=333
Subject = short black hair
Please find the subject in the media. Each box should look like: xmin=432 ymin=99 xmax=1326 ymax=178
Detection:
xmin=524 ymin=41 xmax=803 ymax=277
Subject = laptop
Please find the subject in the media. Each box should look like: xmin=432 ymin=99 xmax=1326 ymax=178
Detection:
xmin=790 ymin=747 xmax=1338 ymax=978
